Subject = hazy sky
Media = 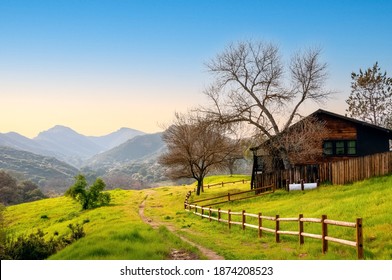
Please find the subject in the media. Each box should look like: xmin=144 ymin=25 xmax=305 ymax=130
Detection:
xmin=1 ymin=0 xmax=391 ymax=138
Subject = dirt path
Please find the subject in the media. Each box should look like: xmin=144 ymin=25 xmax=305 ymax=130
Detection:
xmin=138 ymin=194 xmax=224 ymax=260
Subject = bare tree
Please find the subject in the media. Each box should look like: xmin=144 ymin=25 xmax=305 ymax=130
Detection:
xmin=158 ymin=112 xmax=240 ymax=195
xmin=256 ymin=116 xmax=329 ymax=172
xmin=201 ymin=40 xmax=332 ymax=168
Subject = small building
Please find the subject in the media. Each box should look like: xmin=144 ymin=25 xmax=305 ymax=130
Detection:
xmin=251 ymin=109 xmax=392 ymax=189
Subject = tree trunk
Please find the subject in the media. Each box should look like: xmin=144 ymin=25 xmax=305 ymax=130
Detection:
xmin=196 ymin=179 xmax=203 ymax=196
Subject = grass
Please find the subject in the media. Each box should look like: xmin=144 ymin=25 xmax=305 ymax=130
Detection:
xmin=3 ymin=189 xmax=200 ymax=260
xmin=3 ymin=174 xmax=392 ymax=259
xmin=144 ymin=174 xmax=392 ymax=260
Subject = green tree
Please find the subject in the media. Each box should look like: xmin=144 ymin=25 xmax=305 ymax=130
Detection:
xmin=65 ymin=175 xmax=110 ymax=210
xmin=346 ymin=62 xmax=392 ymax=128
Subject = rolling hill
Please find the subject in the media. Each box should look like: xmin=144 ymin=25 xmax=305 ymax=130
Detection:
xmin=0 ymin=146 xmax=79 ymax=194
xmin=85 ymin=132 xmax=166 ymax=170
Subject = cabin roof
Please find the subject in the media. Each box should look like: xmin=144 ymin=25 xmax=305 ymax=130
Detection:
xmin=250 ymin=109 xmax=392 ymax=151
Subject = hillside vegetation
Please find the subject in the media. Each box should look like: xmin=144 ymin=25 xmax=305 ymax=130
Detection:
xmin=3 ymin=174 xmax=392 ymax=259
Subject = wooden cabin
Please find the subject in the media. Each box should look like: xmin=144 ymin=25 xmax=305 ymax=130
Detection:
xmin=251 ymin=109 xmax=392 ymax=189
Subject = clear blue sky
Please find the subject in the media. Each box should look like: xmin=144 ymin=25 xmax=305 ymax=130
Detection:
xmin=1 ymin=0 xmax=391 ymax=137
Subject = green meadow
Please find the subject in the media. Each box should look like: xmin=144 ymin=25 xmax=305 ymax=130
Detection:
xmin=3 ymin=174 xmax=392 ymax=259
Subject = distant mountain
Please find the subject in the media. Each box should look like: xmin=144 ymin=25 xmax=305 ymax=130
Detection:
xmin=0 ymin=146 xmax=79 ymax=195
xmin=0 ymin=132 xmax=55 ymax=157
xmin=33 ymin=125 xmax=104 ymax=167
xmin=85 ymin=132 xmax=166 ymax=170
xmin=88 ymin=127 xmax=145 ymax=150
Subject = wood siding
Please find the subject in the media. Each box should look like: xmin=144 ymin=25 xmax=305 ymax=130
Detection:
xmin=254 ymin=151 xmax=392 ymax=187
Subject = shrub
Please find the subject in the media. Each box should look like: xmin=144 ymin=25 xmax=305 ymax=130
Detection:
xmin=65 ymin=174 xmax=111 ymax=210
xmin=1 ymin=223 xmax=85 ymax=260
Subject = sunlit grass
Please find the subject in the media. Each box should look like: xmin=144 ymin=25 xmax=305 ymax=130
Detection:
xmin=4 ymin=174 xmax=392 ymax=259
xmin=145 ymin=174 xmax=392 ymax=259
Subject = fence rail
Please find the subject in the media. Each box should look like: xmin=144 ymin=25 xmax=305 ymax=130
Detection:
xmin=185 ymin=185 xmax=274 ymax=208
xmin=204 ymin=179 xmax=250 ymax=189
xmin=184 ymin=203 xmax=364 ymax=259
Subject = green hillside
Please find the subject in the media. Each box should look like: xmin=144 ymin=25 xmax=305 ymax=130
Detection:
xmin=2 ymin=174 xmax=392 ymax=259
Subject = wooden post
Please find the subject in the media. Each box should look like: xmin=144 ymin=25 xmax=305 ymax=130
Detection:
xmin=322 ymin=215 xmax=328 ymax=254
xmin=356 ymin=218 xmax=364 ymax=259
xmin=201 ymin=207 xmax=204 ymax=219
xmin=299 ymin=214 xmax=304 ymax=245
xmin=218 ymin=208 xmax=221 ymax=222
xmin=301 ymin=179 xmax=304 ymax=191
xmin=275 ymin=215 xmax=280 ymax=243
xmin=195 ymin=204 xmax=197 ymax=213
xmin=228 ymin=193 xmax=231 ymax=202
xmin=258 ymin=212 xmax=262 ymax=238
xmin=209 ymin=207 xmax=212 ymax=222
xmin=242 ymin=210 xmax=246 ymax=230
xmin=228 ymin=209 xmax=231 ymax=229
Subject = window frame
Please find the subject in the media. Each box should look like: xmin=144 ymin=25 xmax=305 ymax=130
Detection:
xmin=323 ymin=140 xmax=357 ymax=156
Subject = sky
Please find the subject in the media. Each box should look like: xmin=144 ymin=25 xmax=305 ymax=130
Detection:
xmin=1 ymin=0 xmax=391 ymax=138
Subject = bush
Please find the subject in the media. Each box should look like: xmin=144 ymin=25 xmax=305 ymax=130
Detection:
xmin=66 ymin=174 xmax=111 ymax=210
xmin=1 ymin=223 xmax=85 ymax=260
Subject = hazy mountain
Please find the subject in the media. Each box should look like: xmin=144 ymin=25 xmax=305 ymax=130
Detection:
xmin=85 ymin=132 xmax=165 ymax=170
xmin=33 ymin=125 xmax=106 ymax=167
xmin=88 ymin=127 xmax=145 ymax=150
xmin=0 ymin=132 xmax=54 ymax=157
xmin=0 ymin=146 xmax=79 ymax=194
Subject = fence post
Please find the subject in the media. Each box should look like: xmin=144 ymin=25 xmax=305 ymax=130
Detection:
xmin=275 ymin=215 xmax=280 ymax=243
xmin=209 ymin=207 xmax=212 ymax=222
xmin=195 ymin=204 xmax=197 ymax=213
xmin=228 ymin=193 xmax=231 ymax=202
xmin=301 ymin=179 xmax=304 ymax=191
xmin=356 ymin=218 xmax=364 ymax=259
xmin=228 ymin=209 xmax=231 ymax=229
xmin=201 ymin=207 xmax=204 ymax=219
xmin=218 ymin=208 xmax=221 ymax=222
xmin=299 ymin=214 xmax=304 ymax=245
xmin=242 ymin=210 xmax=246 ymax=230
xmin=258 ymin=212 xmax=262 ymax=238
xmin=322 ymin=215 xmax=328 ymax=254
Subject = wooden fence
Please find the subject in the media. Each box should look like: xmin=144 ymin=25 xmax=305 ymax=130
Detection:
xmin=185 ymin=185 xmax=274 ymax=208
xmin=254 ymin=151 xmax=392 ymax=188
xmin=185 ymin=203 xmax=364 ymax=259
xmin=184 ymin=203 xmax=364 ymax=259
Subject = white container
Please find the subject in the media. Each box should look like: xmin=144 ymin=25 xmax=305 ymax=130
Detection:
xmin=289 ymin=183 xmax=317 ymax=191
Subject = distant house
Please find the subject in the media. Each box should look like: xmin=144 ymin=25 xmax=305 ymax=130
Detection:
xmin=251 ymin=109 xmax=392 ymax=189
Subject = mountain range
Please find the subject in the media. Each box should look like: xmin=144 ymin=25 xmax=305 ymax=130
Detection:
xmin=0 ymin=126 xmax=167 ymax=194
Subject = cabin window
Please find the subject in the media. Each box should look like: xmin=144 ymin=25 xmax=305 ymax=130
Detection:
xmin=335 ymin=141 xmax=345 ymax=155
xmin=323 ymin=141 xmax=333 ymax=155
xmin=347 ymin=140 xmax=357 ymax=155
xmin=323 ymin=140 xmax=357 ymax=156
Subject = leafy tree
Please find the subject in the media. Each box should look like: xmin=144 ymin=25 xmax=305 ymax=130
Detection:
xmin=200 ymin=40 xmax=332 ymax=169
xmin=346 ymin=62 xmax=392 ymax=128
xmin=0 ymin=171 xmax=19 ymax=205
xmin=159 ymin=112 xmax=240 ymax=195
xmin=65 ymin=174 xmax=110 ymax=210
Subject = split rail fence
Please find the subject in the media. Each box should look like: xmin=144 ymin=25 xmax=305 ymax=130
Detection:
xmin=186 ymin=185 xmax=274 ymax=208
xmin=184 ymin=203 xmax=364 ymax=259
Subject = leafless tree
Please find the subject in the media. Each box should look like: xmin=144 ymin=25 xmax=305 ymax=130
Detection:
xmin=201 ymin=40 xmax=332 ymax=168
xmin=256 ymin=116 xmax=329 ymax=172
xmin=158 ymin=112 xmax=240 ymax=195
